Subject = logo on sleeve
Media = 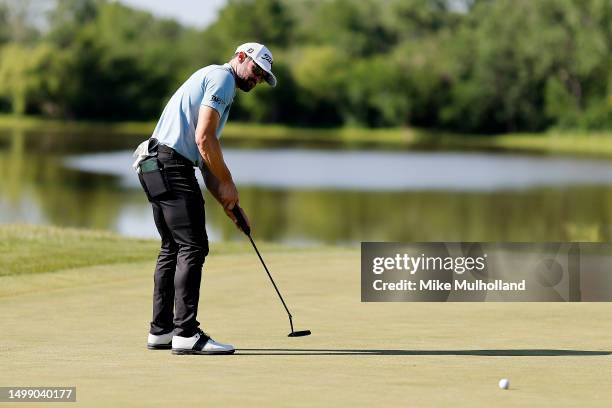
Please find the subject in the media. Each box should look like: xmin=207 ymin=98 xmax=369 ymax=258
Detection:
xmin=210 ymin=95 xmax=225 ymax=105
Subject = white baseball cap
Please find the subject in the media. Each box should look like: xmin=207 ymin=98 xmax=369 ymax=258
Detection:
xmin=235 ymin=42 xmax=277 ymax=87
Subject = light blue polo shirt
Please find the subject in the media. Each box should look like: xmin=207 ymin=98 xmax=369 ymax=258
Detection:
xmin=151 ymin=63 xmax=236 ymax=165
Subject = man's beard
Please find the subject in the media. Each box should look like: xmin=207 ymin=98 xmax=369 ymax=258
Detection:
xmin=235 ymin=76 xmax=255 ymax=92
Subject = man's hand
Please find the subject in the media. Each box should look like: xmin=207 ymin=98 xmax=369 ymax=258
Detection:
xmin=218 ymin=180 xmax=239 ymax=211
xmin=226 ymin=204 xmax=251 ymax=233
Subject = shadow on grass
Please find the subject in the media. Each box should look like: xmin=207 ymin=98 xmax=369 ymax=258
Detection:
xmin=236 ymin=349 xmax=611 ymax=356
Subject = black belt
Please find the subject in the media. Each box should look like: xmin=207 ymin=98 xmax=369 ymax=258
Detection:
xmin=157 ymin=144 xmax=196 ymax=167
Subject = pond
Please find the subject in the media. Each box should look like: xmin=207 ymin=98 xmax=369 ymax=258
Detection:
xmin=1 ymin=128 xmax=611 ymax=244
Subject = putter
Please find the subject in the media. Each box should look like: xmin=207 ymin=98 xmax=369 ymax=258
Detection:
xmin=232 ymin=205 xmax=311 ymax=338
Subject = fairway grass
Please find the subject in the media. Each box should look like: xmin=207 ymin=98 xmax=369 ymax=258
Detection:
xmin=1 ymin=227 xmax=611 ymax=407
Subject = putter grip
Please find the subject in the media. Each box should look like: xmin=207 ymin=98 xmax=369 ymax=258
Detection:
xmin=232 ymin=205 xmax=251 ymax=235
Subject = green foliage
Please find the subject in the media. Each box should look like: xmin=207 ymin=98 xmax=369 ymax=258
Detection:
xmin=0 ymin=0 xmax=610 ymax=132
xmin=233 ymin=61 xmax=304 ymax=124
xmin=340 ymin=55 xmax=410 ymax=127
xmin=0 ymin=43 xmax=63 ymax=114
xmin=286 ymin=45 xmax=346 ymax=125
xmin=440 ymin=0 xmax=611 ymax=133
xmin=0 ymin=44 xmax=30 ymax=114
xmin=195 ymin=0 xmax=294 ymax=65
xmin=0 ymin=4 xmax=9 ymax=45
xmin=386 ymin=0 xmax=456 ymax=40
xmin=0 ymin=0 xmax=41 ymax=45
xmin=47 ymin=0 xmax=100 ymax=47
xmin=295 ymin=0 xmax=397 ymax=56
xmin=34 ymin=0 xmax=192 ymax=119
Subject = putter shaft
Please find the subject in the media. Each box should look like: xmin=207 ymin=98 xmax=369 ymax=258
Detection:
xmin=246 ymin=233 xmax=295 ymax=333
xmin=232 ymin=206 xmax=310 ymax=336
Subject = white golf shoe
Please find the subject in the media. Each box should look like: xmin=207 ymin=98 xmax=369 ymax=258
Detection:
xmin=147 ymin=331 xmax=173 ymax=350
xmin=172 ymin=329 xmax=235 ymax=355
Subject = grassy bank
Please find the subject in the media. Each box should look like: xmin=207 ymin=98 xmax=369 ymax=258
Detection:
xmin=0 ymin=224 xmax=318 ymax=278
xmin=0 ymin=224 xmax=158 ymax=277
xmin=0 ymin=224 xmax=267 ymax=277
xmin=1 ymin=114 xmax=612 ymax=158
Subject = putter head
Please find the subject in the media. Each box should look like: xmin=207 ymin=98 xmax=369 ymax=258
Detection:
xmin=288 ymin=330 xmax=311 ymax=337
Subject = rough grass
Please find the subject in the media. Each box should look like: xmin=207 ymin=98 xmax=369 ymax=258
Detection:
xmin=0 ymin=224 xmax=160 ymax=277
xmin=0 ymin=224 xmax=318 ymax=277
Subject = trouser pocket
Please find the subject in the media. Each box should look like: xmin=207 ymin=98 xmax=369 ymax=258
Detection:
xmin=140 ymin=158 xmax=169 ymax=198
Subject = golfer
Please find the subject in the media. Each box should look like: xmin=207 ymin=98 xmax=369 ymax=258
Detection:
xmin=136 ymin=43 xmax=277 ymax=355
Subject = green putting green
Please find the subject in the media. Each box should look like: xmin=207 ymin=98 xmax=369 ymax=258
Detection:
xmin=2 ymin=245 xmax=612 ymax=407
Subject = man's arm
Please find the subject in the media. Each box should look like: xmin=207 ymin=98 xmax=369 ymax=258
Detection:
xmin=195 ymin=105 xmax=248 ymax=226
xmin=195 ymin=106 xmax=233 ymax=188
xmin=200 ymin=162 xmax=222 ymax=203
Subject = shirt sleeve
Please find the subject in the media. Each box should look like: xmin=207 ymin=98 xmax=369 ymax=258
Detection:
xmin=201 ymin=69 xmax=234 ymax=116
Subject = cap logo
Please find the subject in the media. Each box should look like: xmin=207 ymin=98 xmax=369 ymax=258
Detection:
xmin=247 ymin=48 xmax=254 ymax=53
xmin=261 ymin=53 xmax=273 ymax=66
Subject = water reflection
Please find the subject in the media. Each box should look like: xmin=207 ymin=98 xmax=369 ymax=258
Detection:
xmin=1 ymin=128 xmax=610 ymax=244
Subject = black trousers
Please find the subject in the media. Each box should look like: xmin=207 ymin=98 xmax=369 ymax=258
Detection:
xmin=139 ymin=146 xmax=208 ymax=337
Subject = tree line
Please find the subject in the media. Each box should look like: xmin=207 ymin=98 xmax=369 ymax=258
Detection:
xmin=0 ymin=0 xmax=610 ymax=133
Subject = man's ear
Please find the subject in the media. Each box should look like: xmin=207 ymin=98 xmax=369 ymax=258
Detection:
xmin=238 ymin=51 xmax=247 ymax=63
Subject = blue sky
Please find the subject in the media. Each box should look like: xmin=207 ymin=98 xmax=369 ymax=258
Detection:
xmin=117 ymin=0 xmax=227 ymax=29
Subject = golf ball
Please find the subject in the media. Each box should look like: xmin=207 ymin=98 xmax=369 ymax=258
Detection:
xmin=498 ymin=378 xmax=510 ymax=389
